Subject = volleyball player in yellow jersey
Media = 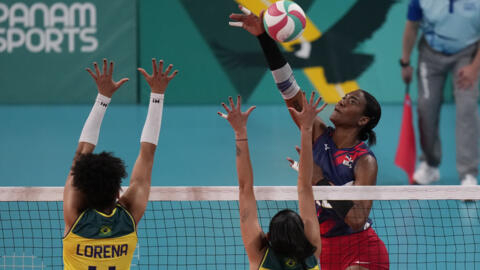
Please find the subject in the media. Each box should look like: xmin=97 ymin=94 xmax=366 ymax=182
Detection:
xmin=218 ymin=92 xmax=324 ymax=270
xmin=62 ymin=58 xmax=178 ymax=270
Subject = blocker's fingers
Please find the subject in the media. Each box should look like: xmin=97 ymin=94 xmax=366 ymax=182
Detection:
xmin=240 ymin=5 xmax=252 ymax=15
xmin=109 ymin=61 xmax=114 ymax=76
xmin=237 ymin=95 xmax=241 ymax=109
xmin=295 ymin=146 xmax=301 ymax=154
xmin=287 ymin=158 xmax=299 ymax=172
xmin=287 ymin=107 xmax=300 ymax=116
xmin=164 ymin=64 xmax=173 ymax=76
xmin=152 ymin=58 xmax=158 ymax=75
xmin=137 ymin=68 xmax=150 ymax=79
xmin=102 ymin=58 xmax=107 ymax=74
xmin=316 ymin=103 xmax=328 ymax=113
xmin=167 ymin=70 xmax=179 ymax=80
xmin=287 ymin=157 xmax=294 ymax=165
xmin=86 ymin=68 xmax=97 ymax=80
xmin=314 ymin=96 xmax=322 ymax=107
xmin=93 ymin=62 xmax=100 ymax=76
xmin=217 ymin=112 xmax=227 ymax=119
xmin=221 ymin=102 xmax=230 ymax=112
xmin=158 ymin=60 xmax=164 ymax=74
xmin=245 ymin=106 xmax=256 ymax=117
xmin=116 ymin=78 xmax=129 ymax=88
xmin=229 ymin=21 xmax=244 ymax=28
xmin=309 ymin=91 xmax=315 ymax=104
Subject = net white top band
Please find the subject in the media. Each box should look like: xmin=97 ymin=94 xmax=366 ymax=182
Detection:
xmin=1 ymin=186 xmax=480 ymax=201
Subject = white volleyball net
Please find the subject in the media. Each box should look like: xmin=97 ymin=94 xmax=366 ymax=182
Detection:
xmin=0 ymin=186 xmax=480 ymax=269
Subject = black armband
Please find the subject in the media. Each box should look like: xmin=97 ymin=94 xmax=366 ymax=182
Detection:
xmin=316 ymin=178 xmax=354 ymax=219
xmin=328 ymin=200 xmax=354 ymax=219
xmin=316 ymin=178 xmax=330 ymax=186
xmin=257 ymin=32 xmax=287 ymax=70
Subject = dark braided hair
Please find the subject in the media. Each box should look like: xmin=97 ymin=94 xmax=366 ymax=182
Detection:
xmin=358 ymin=90 xmax=381 ymax=146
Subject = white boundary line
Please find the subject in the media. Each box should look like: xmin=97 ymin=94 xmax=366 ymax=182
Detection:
xmin=1 ymin=186 xmax=480 ymax=201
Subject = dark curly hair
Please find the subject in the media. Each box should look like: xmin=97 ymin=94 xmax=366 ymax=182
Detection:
xmin=358 ymin=90 xmax=381 ymax=146
xmin=72 ymin=152 xmax=127 ymax=210
xmin=268 ymin=209 xmax=316 ymax=268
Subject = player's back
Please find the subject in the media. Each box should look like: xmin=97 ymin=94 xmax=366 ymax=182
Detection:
xmin=63 ymin=204 xmax=137 ymax=270
xmin=259 ymin=248 xmax=319 ymax=270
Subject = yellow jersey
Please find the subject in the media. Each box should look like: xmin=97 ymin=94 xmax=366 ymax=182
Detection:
xmin=63 ymin=204 xmax=137 ymax=270
xmin=259 ymin=248 xmax=320 ymax=270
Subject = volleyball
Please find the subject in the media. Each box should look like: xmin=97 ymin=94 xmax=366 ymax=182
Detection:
xmin=263 ymin=0 xmax=306 ymax=42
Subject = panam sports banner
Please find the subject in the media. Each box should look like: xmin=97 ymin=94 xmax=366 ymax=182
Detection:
xmin=0 ymin=0 xmax=137 ymax=104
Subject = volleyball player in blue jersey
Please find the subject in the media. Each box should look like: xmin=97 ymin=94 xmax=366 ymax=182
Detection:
xmin=229 ymin=6 xmax=389 ymax=270
xmin=63 ymin=58 xmax=177 ymax=269
xmin=218 ymin=93 xmax=324 ymax=270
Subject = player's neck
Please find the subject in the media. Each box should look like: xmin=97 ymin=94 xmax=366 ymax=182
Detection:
xmin=97 ymin=203 xmax=117 ymax=215
xmin=332 ymin=127 xmax=359 ymax=149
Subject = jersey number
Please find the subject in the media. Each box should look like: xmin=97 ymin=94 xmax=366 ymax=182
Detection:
xmin=88 ymin=267 xmax=115 ymax=270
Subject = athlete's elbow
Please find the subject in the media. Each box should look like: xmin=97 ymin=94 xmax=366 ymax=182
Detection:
xmin=238 ymin=179 xmax=253 ymax=192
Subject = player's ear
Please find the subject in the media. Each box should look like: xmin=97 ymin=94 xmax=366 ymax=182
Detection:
xmin=357 ymin=116 xmax=369 ymax=127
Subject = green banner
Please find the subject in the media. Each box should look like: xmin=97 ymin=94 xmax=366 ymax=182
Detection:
xmin=0 ymin=0 xmax=137 ymax=104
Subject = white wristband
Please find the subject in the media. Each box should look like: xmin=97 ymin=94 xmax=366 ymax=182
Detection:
xmin=79 ymin=94 xmax=111 ymax=145
xmin=272 ymin=63 xmax=300 ymax=100
xmin=140 ymin=93 xmax=164 ymax=145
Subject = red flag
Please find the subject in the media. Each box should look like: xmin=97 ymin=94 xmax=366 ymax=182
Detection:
xmin=395 ymin=93 xmax=416 ymax=184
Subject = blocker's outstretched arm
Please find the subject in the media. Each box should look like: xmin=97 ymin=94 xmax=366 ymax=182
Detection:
xmin=119 ymin=59 xmax=178 ymax=225
xmin=64 ymin=59 xmax=128 ymax=233
xmin=218 ymin=96 xmax=264 ymax=269
xmin=288 ymin=92 xmax=326 ymax=258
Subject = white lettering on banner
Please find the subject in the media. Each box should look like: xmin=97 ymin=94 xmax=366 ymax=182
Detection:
xmin=0 ymin=2 xmax=98 ymax=53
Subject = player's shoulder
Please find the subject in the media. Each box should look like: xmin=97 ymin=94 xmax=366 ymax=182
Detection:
xmin=312 ymin=120 xmax=328 ymax=140
xmin=70 ymin=205 xmax=136 ymax=238
xmin=354 ymin=152 xmax=377 ymax=171
xmin=313 ymin=125 xmax=333 ymax=143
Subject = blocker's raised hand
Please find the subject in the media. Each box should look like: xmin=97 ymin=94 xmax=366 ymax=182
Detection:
xmin=288 ymin=92 xmax=327 ymax=130
xmin=218 ymin=95 xmax=256 ymax=134
xmin=138 ymin=58 xmax=179 ymax=94
xmin=86 ymin=58 xmax=129 ymax=98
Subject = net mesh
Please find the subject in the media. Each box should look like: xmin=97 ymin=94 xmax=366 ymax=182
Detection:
xmin=0 ymin=186 xmax=480 ymax=269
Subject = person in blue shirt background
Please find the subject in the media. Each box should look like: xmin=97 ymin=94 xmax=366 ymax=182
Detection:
xmin=400 ymin=0 xmax=480 ymax=186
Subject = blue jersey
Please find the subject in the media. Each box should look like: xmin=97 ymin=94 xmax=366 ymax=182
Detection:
xmin=312 ymin=127 xmax=374 ymax=237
